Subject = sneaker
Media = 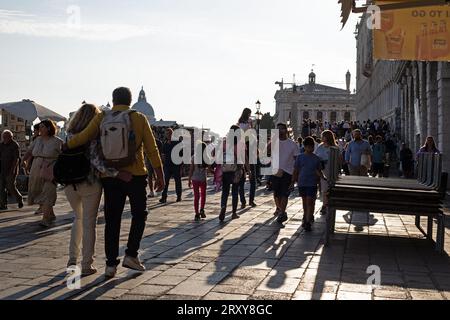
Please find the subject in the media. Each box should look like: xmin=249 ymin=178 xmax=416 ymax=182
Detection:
xmin=122 ymin=255 xmax=146 ymax=272
xmin=250 ymin=202 xmax=257 ymax=208
xmin=18 ymin=201 xmax=24 ymax=209
xmin=304 ymin=222 xmax=312 ymax=232
xmin=241 ymin=203 xmax=246 ymax=209
xmin=200 ymin=209 xmax=206 ymax=219
xmin=67 ymin=259 xmax=77 ymax=268
xmin=194 ymin=214 xmax=201 ymax=222
xmin=231 ymin=213 xmax=240 ymax=220
xmin=176 ymin=197 xmax=182 ymax=202
xmin=105 ymin=265 xmax=117 ymax=278
xmin=39 ymin=220 xmax=52 ymax=228
xmin=159 ymin=198 xmax=167 ymax=204
xmin=82 ymin=266 xmax=97 ymax=276
xmin=273 ymin=209 xmax=280 ymax=217
xmin=277 ymin=212 xmax=288 ymax=224
xmin=219 ymin=208 xmax=226 ymax=222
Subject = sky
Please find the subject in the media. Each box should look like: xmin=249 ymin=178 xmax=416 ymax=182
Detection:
xmin=0 ymin=0 xmax=359 ymax=136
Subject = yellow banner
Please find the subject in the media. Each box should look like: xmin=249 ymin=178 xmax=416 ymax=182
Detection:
xmin=373 ymin=1 xmax=450 ymax=61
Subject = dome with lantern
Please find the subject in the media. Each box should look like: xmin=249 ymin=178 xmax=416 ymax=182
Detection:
xmin=132 ymin=86 xmax=156 ymax=123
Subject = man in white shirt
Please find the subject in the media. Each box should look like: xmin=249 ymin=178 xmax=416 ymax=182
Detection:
xmin=271 ymin=123 xmax=299 ymax=224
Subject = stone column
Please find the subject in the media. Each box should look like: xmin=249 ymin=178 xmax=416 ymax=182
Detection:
xmin=427 ymin=62 xmax=439 ymax=141
xmin=400 ymin=77 xmax=406 ymax=142
xmin=418 ymin=62 xmax=428 ymax=143
xmin=407 ymin=70 xmax=415 ymax=150
xmin=437 ymin=62 xmax=450 ymax=188
xmin=290 ymin=103 xmax=299 ymax=138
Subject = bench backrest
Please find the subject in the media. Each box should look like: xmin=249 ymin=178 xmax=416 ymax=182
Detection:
xmin=417 ymin=152 xmax=443 ymax=190
xmin=328 ymin=147 xmax=340 ymax=185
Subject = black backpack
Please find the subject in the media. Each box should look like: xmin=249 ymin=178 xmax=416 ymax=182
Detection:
xmin=54 ymin=146 xmax=91 ymax=186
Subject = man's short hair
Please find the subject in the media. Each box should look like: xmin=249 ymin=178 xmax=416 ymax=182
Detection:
xmin=303 ymin=136 xmax=315 ymax=147
xmin=2 ymin=129 xmax=13 ymax=137
xmin=112 ymin=87 xmax=132 ymax=106
xmin=277 ymin=122 xmax=287 ymax=130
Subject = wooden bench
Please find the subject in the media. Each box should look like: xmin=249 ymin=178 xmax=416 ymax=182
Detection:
xmin=326 ymin=149 xmax=447 ymax=254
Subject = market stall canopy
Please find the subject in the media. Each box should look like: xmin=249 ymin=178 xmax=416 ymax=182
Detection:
xmin=0 ymin=99 xmax=66 ymax=122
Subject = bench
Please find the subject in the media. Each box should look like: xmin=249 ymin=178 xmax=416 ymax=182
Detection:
xmin=326 ymin=149 xmax=447 ymax=254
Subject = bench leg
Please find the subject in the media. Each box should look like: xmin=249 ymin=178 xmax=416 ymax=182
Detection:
xmin=330 ymin=207 xmax=336 ymax=235
xmin=436 ymin=214 xmax=445 ymax=254
xmin=415 ymin=215 xmax=421 ymax=228
xmin=325 ymin=207 xmax=331 ymax=246
xmin=427 ymin=216 xmax=433 ymax=241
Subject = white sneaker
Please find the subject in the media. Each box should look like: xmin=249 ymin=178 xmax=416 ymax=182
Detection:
xmin=122 ymin=255 xmax=145 ymax=272
xmin=105 ymin=265 xmax=117 ymax=278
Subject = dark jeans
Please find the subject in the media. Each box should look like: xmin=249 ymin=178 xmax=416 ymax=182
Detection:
xmin=238 ymin=164 xmax=257 ymax=205
xmin=0 ymin=174 xmax=23 ymax=207
xmin=102 ymin=176 xmax=148 ymax=267
xmin=161 ymin=165 xmax=182 ymax=200
xmin=221 ymin=172 xmax=239 ymax=213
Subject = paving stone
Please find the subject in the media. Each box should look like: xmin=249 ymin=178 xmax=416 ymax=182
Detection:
xmin=336 ymin=291 xmax=372 ymax=300
xmin=168 ymin=280 xmax=215 ymax=297
xmin=409 ymin=290 xmax=445 ymax=300
xmin=129 ymin=284 xmax=173 ymax=296
xmin=203 ymin=292 xmax=248 ymax=300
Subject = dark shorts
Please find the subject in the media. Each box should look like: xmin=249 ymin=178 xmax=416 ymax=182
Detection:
xmin=372 ymin=162 xmax=384 ymax=175
xmin=298 ymin=186 xmax=318 ymax=199
xmin=271 ymin=172 xmax=292 ymax=198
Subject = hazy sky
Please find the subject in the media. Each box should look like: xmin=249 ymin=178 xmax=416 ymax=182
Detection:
xmin=0 ymin=0 xmax=359 ymax=135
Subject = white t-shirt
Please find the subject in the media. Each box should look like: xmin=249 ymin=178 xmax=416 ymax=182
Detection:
xmin=275 ymin=139 xmax=299 ymax=175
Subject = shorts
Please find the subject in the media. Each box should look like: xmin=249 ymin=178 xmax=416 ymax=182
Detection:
xmin=298 ymin=186 xmax=318 ymax=199
xmin=271 ymin=172 xmax=292 ymax=198
xmin=372 ymin=163 xmax=384 ymax=175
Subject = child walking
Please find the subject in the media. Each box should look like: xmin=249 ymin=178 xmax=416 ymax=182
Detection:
xmin=291 ymin=137 xmax=326 ymax=231
xmin=188 ymin=142 xmax=209 ymax=221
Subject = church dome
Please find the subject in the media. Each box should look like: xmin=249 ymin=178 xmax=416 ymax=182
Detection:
xmin=132 ymin=87 xmax=156 ymax=123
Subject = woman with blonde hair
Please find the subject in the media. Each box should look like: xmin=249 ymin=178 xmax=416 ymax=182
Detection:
xmin=314 ymin=130 xmax=339 ymax=215
xmin=64 ymin=103 xmax=124 ymax=276
xmin=23 ymin=120 xmax=63 ymax=227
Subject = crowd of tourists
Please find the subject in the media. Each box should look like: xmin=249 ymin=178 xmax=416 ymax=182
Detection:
xmin=0 ymin=86 xmax=442 ymax=279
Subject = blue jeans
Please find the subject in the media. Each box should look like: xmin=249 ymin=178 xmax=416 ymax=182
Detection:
xmin=221 ymin=172 xmax=239 ymax=213
xmin=238 ymin=164 xmax=257 ymax=204
xmin=161 ymin=165 xmax=182 ymax=200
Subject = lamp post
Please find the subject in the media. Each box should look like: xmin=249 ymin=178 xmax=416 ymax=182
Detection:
xmin=255 ymin=100 xmax=262 ymax=135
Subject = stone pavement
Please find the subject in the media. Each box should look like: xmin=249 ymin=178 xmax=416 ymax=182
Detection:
xmin=0 ymin=180 xmax=449 ymax=300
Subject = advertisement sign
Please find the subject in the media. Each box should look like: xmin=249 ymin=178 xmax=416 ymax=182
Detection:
xmin=373 ymin=0 xmax=450 ymax=61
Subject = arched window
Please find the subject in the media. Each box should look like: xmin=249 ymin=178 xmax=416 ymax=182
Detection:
xmin=303 ymin=111 xmax=310 ymax=120
xmin=317 ymin=111 xmax=323 ymax=121
xmin=330 ymin=111 xmax=337 ymax=123
xmin=344 ymin=111 xmax=351 ymax=121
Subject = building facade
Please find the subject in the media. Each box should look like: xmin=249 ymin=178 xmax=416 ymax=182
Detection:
xmin=0 ymin=109 xmax=28 ymax=156
xmin=274 ymin=71 xmax=356 ymax=137
xmin=356 ymin=13 xmax=450 ymax=186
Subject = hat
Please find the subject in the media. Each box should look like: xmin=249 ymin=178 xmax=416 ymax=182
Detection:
xmin=276 ymin=122 xmax=287 ymax=129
